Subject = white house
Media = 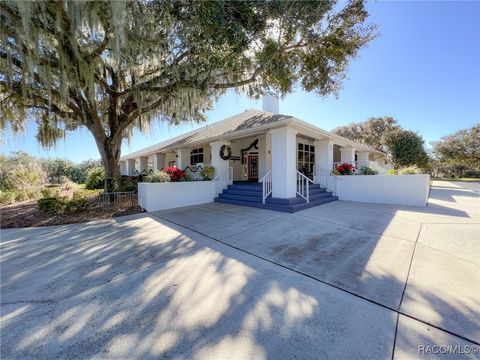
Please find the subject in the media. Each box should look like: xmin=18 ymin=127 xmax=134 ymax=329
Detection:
xmin=122 ymin=96 xmax=429 ymax=212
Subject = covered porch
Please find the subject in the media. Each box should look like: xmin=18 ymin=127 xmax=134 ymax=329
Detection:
xmin=122 ymin=123 xmax=387 ymax=212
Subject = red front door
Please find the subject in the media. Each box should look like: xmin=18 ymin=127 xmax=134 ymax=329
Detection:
xmin=247 ymin=155 xmax=258 ymax=182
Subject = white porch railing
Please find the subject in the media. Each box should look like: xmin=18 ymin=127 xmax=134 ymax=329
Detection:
xmin=314 ymin=165 xmax=338 ymax=195
xmin=260 ymin=170 xmax=272 ymax=203
xmin=296 ymin=170 xmax=313 ymax=203
xmin=213 ymin=166 xmax=233 ymax=196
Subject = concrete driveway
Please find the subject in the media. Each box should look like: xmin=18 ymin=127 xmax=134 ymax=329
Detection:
xmin=1 ymin=181 xmax=479 ymax=359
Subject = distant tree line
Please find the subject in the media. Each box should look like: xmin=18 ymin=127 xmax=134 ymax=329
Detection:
xmin=0 ymin=152 xmax=103 ymax=196
xmin=333 ymin=118 xmax=479 ymax=178
xmin=431 ymin=125 xmax=480 ymax=178
xmin=332 ymin=117 xmax=430 ymax=170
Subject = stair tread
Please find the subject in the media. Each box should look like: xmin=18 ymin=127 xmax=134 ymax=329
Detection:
xmin=216 ymin=182 xmax=336 ymax=213
xmin=224 ymin=189 xmax=263 ymax=196
xmin=219 ymin=193 xmax=262 ymax=202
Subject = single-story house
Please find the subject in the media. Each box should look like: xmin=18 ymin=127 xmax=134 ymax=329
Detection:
xmin=121 ymin=96 xmax=429 ymax=212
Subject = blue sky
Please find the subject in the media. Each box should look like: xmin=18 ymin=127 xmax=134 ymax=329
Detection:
xmin=2 ymin=0 xmax=479 ymax=162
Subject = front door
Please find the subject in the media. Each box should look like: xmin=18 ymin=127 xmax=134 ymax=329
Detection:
xmin=247 ymin=155 xmax=258 ymax=182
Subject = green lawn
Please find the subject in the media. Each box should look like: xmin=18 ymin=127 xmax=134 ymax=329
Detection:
xmin=433 ymin=177 xmax=480 ymax=183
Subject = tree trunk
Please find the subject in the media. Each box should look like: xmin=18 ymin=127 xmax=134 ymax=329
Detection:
xmin=95 ymin=136 xmax=122 ymax=192
xmin=104 ymin=140 xmax=122 ymax=192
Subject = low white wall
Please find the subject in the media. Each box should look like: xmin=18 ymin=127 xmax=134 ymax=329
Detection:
xmin=138 ymin=181 xmax=215 ymax=212
xmin=336 ymin=174 xmax=430 ymax=206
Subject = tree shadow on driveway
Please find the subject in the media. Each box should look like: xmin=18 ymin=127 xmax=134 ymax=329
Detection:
xmin=1 ymin=184 xmax=478 ymax=359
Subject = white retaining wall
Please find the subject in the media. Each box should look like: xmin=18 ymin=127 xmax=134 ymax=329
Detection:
xmin=336 ymin=174 xmax=430 ymax=206
xmin=138 ymin=181 xmax=216 ymax=212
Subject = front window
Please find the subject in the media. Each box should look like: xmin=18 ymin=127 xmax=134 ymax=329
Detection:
xmin=297 ymin=143 xmax=315 ymax=176
xmin=190 ymin=148 xmax=204 ymax=165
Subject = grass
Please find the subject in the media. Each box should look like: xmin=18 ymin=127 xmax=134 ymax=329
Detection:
xmin=433 ymin=177 xmax=480 ymax=183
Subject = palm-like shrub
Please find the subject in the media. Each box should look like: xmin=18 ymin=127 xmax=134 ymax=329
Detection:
xmin=200 ymin=165 xmax=215 ymax=180
xmin=359 ymin=166 xmax=378 ymax=175
xmin=398 ymin=165 xmax=423 ymax=175
xmin=143 ymin=171 xmax=171 ymax=183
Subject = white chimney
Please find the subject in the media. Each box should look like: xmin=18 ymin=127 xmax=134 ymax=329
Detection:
xmin=262 ymin=93 xmax=279 ymax=114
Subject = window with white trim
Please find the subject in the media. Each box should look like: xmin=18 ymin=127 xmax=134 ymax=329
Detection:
xmin=297 ymin=143 xmax=315 ymax=176
xmin=190 ymin=148 xmax=204 ymax=165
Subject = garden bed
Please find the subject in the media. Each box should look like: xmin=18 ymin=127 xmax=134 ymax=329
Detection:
xmin=0 ymin=193 xmax=142 ymax=229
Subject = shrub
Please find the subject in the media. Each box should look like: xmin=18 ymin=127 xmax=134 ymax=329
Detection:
xmin=74 ymin=189 xmax=103 ymax=198
xmin=359 ymin=166 xmax=378 ymax=175
xmin=37 ymin=196 xmax=69 ymax=215
xmin=200 ymin=165 xmax=215 ymax=180
xmin=85 ymin=167 xmax=105 ymax=189
xmin=61 ymin=178 xmax=78 ymax=191
xmin=0 ymin=191 xmax=16 ymax=205
xmin=164 ymin=167 xmax=185 ymax=182
xmin=14 ymin=190 xmax=29 ymax=202
xmin=179 ymin=173 xmax=193 ymax=182
xmin=464 ymin=169 xmax=480 ymax=178
xmin=25 ymin=188 xmax=41 ymax=200
xmin=335 ymin=163 xmax=356 ymax=175
xmin=398 ymin=165 xmax=423 ymax=175
xmin=41 ymin=186 xmax=60 ymax=199
xmin=65 ymin=194 xmax=89 ymax=213
xmin=143 ymin=170 xmax=171 ymax=183
xmin=121 ymin=177 xmax=138 ymax=191
xmin=0 ymin=152 xmax=47 ymax=192
xmin=386 ymin=169 xmax=398 ymax=175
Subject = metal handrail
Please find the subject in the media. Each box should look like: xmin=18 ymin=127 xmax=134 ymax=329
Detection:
xmin=213 ymin=166 xmax=233 ymax=196
xmin=313 ymin=165 xmax=338 ymax=195
xmin=259 ymin=170 xmax=272 ymax=204
xmin=296 ymin=170 xmax=313 ymax=203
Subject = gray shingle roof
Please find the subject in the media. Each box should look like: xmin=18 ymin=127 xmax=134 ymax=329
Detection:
xmin=121 ymin=108 xmax=384 ymax=160
xmin=163 ymin=109 xmax=291 ymax=149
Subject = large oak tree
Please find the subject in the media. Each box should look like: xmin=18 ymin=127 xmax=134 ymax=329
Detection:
xmin=332 ymin=116 xmax=400 ymax=152
xmin=1 ymin=0 xmax=375 ymax=189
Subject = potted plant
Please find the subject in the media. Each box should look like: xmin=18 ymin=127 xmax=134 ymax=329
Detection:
xmin=335 ymin=163 xmax=356 ymax=175
xmin=164 ymin=166 xmax=186 ymax=182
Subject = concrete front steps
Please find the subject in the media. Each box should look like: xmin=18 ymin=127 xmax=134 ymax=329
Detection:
xmin=214 ymin=182 xmax=337 ymax=213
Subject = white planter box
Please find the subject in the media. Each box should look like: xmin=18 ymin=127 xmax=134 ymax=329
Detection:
xmin=336 ymin=174 xmax=430 ymax=206
xmin=138 ymin=181 xmax=216 ymax=212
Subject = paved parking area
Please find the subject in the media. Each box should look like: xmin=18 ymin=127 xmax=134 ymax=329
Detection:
xmin=1 ymin=181 xmax=479 ymax=359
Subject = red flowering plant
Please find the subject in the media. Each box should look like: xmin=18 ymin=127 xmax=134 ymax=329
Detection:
xmin=335 ymin=162 xmax=356 ymax=175
xmin=164 ymin=166 xmax=186 ymax=182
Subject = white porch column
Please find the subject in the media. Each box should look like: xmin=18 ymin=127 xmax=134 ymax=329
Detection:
xmin=270 ymin=126 xmax=298 ymax=199
xmin=152 ymin=153 xmax=166 ymax=171
xmin=209 ymin=141 xmax=231 ymax=172
xmin=139 ymin=156 xmax=149 ymax=172
xmin=119 ymin=161 xmax=127 ymax=176
xmin=314 ymin=139 xmax=334 ymax=171
xmin=340 ymin=146 xmax=356 ymax=163
xmin=175 ymin=148 xmax=190 ymax=169
xmin=357 ymin=151 xmax=370 ymax=162
xmin=127 ymin=159 xmax=136 ymax=175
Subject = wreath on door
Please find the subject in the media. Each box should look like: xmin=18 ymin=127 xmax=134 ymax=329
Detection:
xmin=219 ymin=145 xmax=232 ymax=160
